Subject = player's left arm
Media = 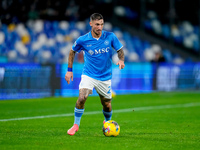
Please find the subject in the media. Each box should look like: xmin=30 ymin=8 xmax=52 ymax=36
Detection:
xmin=116 ymin=48 xmax=125 ymax=70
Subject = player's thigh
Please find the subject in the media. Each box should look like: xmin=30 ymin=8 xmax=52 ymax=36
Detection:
xmin=79 ymin=75 xmax=95 ymax=90
xmin=79 ymin=75 xmax=95 ymax=97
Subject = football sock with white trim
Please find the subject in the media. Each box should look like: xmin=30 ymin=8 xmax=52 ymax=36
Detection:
xmin=74 ymin=107 xmax=84 ymax=126
xmin=103 ymin=110 xmax=112 ymax=121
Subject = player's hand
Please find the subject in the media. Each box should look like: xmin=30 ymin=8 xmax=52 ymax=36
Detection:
xmin=116 ymin=60 xmax=125 ymax=70
xmin=65 ymin=72 xmax=73 ymax=84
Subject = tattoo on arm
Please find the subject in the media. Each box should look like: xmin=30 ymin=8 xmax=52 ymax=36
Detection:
xmin=68 ymin=49 xmax=76 ymax=68
xmin=117 ymin=49 xmax=124 ymax=61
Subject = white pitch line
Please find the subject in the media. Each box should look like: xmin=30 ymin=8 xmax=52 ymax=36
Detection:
xmin=0 ymin=102 xmax=200 ymax=122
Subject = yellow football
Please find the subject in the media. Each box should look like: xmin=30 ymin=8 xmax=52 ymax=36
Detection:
xmin=102 ymin=120 xmax=120 ymax=137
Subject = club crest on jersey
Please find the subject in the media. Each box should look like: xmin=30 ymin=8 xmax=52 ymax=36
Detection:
xmin=88 ymin=50 xmax=94 ymax=55
xmin=104 ymin=40 xmax=109 ymax=45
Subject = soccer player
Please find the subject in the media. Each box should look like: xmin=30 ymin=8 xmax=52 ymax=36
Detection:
xmin=65 ymin=13 xmax=125 ymax=136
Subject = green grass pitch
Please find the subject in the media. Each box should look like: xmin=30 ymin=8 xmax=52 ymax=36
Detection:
xmin=0 ymin=92 xmax=200 ymax=150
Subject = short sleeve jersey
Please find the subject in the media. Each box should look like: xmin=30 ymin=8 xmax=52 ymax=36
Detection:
xmin=72 ymin=30 xmax=123 ymax=81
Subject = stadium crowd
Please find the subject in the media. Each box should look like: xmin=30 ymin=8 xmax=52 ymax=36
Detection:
xmin=0 ymin=0 xmax=199 ymax=64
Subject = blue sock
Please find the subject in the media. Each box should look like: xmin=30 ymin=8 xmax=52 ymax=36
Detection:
xmin=74 ymin=107 xmax=84 ymax=126
xmin=103 ymin=110 xmax=112 ymax=121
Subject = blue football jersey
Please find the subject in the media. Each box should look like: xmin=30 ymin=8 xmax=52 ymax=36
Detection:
xmin=72 ymin=30 xmax=123 ymax=81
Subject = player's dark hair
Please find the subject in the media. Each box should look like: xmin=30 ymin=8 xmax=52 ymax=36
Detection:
xmin=90 ymin=13 xmax=103 ymax=21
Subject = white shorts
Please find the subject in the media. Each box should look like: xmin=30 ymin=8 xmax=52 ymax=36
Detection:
xmin=79 ymin=75 xmax=112 ymax=99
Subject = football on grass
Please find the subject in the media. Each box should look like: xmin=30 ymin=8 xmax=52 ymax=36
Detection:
xmin=102 ymin=120 xmax=120 ymax=137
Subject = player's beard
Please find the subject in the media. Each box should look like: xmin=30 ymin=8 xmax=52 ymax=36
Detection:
xmin=93 ymin=29 xmax=101 ymax=36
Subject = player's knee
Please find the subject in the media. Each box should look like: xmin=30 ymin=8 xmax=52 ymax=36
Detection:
xmin=77 ymin=94 xmax=88 ymax=105
xmin=101 ymin=97 xmax=111 ymax=107
xmin=103 ymin=101 xmax=112 ymax=111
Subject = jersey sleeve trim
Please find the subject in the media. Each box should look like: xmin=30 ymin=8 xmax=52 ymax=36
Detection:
xmin=71 ymin=48 xmax=77 ymax=52
xmin=116 ymin=46 xmax=123 ymax=51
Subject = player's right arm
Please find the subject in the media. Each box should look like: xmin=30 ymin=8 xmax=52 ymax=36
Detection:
xmin=65 ymin=49 xmax=76 ymax=84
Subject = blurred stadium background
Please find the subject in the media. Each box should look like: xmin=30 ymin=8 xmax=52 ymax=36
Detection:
xmin=0 ymin=0 xmax=200 ymax=100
